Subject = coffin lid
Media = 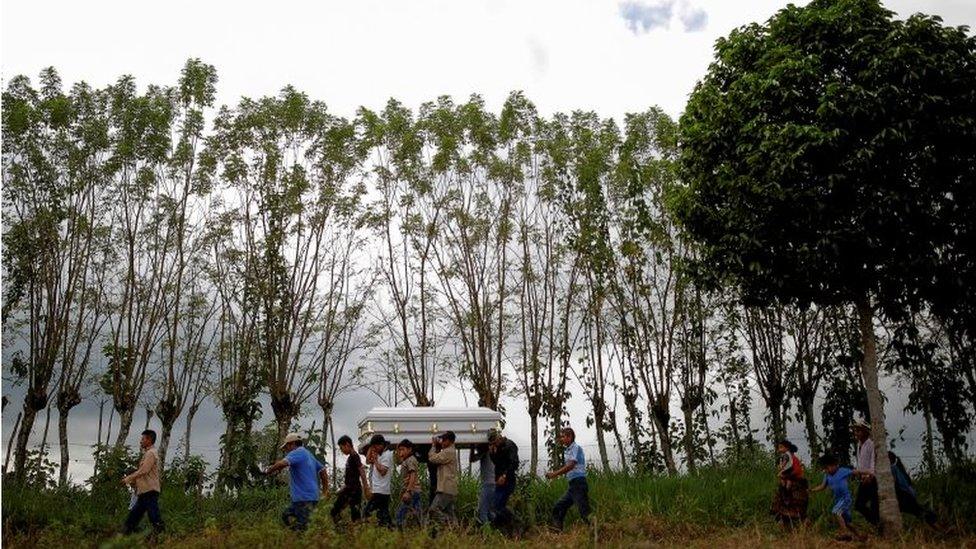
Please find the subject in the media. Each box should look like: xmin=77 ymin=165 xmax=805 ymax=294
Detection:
xmin=356 ymin=407 xmax=504 ymax=454
xmin=357 ymin=406 xmax=503 ymax=427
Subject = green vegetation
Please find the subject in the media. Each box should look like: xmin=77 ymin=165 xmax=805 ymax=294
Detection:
xmin=4 ymin=455 xmax=975 ymax=547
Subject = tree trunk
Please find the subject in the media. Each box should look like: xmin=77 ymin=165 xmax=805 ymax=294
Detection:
xmin=273 ymin=415 xmax=291 ymax=462
xmin=106 ymin=407 xmax=116 ymax=446
xmin=922 ymin=405 xmax=936 ymax=472
xmin=114 ymin=407 xmax=134 ymax=449
xmin=768 ymin=398 xmax=786 ymax=443
xmin=548 ymin=402 xmax=565 ymax=469
xmin=727 ymin=395 xmax=741 ymax=453
xmin=13 ymin=401 xmax=40 ymax=483
xmin=528 ymin=411 xmax=539 ymax=477
xmin=219 ymin=418 xmax=235 ymax=484
xmin=96 ymin=401 xmax=104 ymax=447
xmin=184 ymin=405 xmax=198 ymax=462
xmin=610 ymin=415 xmax=627 ymax=473
xmin=682 ymin=405 xmax=697 ymax=473
xmin=701 ymin=406 xmax=717 ymax=466
xmin=158 ymin=420 xmax=175 ymax=471
xmin=593 ymin=406 xmax=611 ymax=471
xmin=4 ymin=411 xmax=22 ymax=475
xmin=856 ymin=296 xmax=902 ymax=535
xmin=651 ymin=405 xmax=678 ymax=474
xmin=36 ymin=404 xmax=53 ymax=476
xmin=801 ymin=394 xmax=821 ymax=458
xmin=57 ymin=406 xmax=71 ymax=486
xmin=329 ymin=417 xmax=337 ymax=490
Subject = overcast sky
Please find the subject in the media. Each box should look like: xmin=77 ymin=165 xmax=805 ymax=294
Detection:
xmin=2 ymin=0 xmax=975 ymax=483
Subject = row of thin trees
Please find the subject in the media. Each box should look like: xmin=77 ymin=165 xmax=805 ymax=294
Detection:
xmin=3 ymin=60 xmax=973 ymax=489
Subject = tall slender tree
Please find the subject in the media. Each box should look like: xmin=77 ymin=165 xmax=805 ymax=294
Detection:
xmin=202 ymin=86 xmax=366 ymax=452
xmin=3 ymin=70 xmax=116 ymax=482
xmin=153 ymin=59 xmax=219 ymax=468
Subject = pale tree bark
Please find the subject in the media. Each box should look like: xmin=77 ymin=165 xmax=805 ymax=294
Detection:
xmin=4 ymin=412 xmax=23 ymax=475
xmin=856 ymin=296 xmax=902 ymax=535
xmin=544 ymin=258 xmax=583 ymax=468
xmin=34 ymin=404 xmax=53 ymax=482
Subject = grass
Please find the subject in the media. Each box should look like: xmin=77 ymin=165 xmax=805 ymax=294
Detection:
xmin=3 ymin=460 xmax=976 ymax=548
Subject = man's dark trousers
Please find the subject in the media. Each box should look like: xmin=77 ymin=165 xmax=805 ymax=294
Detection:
xmin=552 ymin=477 xmax=591 ymax=530
xmin=330 ymin=488 xmax=362 ymax=523
xmin=491 ymin=475 xmax=517 ymax=528
xmin=364 ymin=493 xmax=392 ymax=527
xmin=855 ymin=479 xmax=880 ymax=525
xmin=124 ymin=490 xmax=164 ymax=534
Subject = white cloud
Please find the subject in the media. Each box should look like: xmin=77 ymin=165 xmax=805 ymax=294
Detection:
xmin=618 ymin=0 xmax=709 ymax=34
xmin=526 ymin=36 xmax=549 ymax=77
xmin=619 ymin=0 xmax=675 ymax=33
xmin=680 ymin=5 xmax=709 ymax=31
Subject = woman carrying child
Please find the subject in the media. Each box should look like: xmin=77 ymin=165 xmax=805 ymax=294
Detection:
xmin=771 ymin=439 xmax=809 ymax=525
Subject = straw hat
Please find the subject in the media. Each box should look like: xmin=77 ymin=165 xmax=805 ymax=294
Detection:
xmin=850 ymin=418 xmax=871 ymax=431
xmin=280 ymin=432 xmax=303 ymax=449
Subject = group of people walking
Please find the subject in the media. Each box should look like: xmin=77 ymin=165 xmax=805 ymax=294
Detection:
xmin=267 ymin=426 xmax=591 ymax=534
xmin=771 ymin=418 xmax=937 ymax=541
xmin=120 ymin=417 xmax=937 ymax=541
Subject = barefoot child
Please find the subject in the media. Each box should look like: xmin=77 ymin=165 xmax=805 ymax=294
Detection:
xmin=812 ymin=454 xmax=857 ymax=541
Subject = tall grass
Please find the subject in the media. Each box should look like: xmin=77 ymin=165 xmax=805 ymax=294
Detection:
xmin=3 ymin=459 xmax=974 ymax=548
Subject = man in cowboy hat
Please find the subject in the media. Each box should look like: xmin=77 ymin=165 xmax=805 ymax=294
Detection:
xmin=264 ymin=432 xmax=330 ymax=530
xmin=851 ymin=418 xmax=880 ymax=526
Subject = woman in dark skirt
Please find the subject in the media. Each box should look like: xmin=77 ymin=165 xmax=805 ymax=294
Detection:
xmin=771 ymin=439 xmax=810 ymax=524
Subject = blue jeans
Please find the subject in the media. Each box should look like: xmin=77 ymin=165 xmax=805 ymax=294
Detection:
xmin=395 ymin=492 xmax=422 ymax=527
xmin=491 ymin=475 xmax=516 ymax=527
xmin=552 ymin=477 xmax=591 ymax=530
xmin=282 ymin=500 xmax=317 ymax=531
xmin=478 ymin=483 xmax=495 ymax=524
xmin=124 ymin=491 xmax=164 ymax=534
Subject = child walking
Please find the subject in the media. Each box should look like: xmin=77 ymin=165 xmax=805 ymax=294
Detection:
xmin=812 ymin=454 xmax=860 ymax=541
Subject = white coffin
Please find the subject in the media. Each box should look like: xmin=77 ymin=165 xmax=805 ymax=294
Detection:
xmin=357 ymin=407 xmax=503 ymax=453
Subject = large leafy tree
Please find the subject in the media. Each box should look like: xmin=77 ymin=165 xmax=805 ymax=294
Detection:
xmin=674 ymin=0 xmax=976 ymax=534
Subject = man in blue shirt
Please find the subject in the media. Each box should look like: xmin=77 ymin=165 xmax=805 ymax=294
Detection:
xmin=545 ymin=426 xmax=591 ymax=531
xmin=264 ymin=432 xmax=329 ymax=531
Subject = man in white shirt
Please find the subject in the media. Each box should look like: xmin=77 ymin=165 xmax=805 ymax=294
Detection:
xmin=851 ymin=418 xmax=879 ymax=526
xmin=364 ymin=434 xmax=394 ymax=527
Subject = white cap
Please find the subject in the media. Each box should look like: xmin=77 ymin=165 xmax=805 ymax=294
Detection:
xmin=280 ymin=432 xmax=303 ymax=449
